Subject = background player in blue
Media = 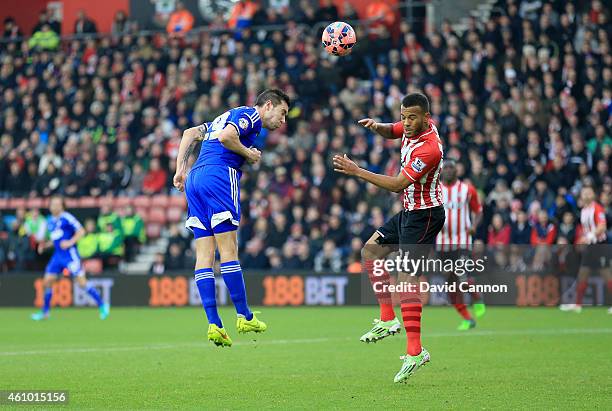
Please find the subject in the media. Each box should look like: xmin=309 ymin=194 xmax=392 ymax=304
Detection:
xmin=31 ymin=196 xmax=109 ymax=321
xmin=173 ymin=89 xmax=290 ymax=346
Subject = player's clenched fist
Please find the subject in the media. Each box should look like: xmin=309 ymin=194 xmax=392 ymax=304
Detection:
xmin=333 ymin=154 xmax=360 ymax=176
xmin=358 ymin=118 xmax=378 ymax=131
xmin=247 ymin=147 xmax=261 ymax=164
xmin=173 ymin=173 xmax=186 ymax=192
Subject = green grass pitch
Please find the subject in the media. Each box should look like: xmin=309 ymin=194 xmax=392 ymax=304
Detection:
xmin=1 ymin=306 xmax=611 ymax=409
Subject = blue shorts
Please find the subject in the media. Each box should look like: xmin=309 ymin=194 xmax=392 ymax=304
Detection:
xmin=45 ymin=248 xmax=84 ymax=277
xmin=185 ymin=165 xmax=241 ymax=238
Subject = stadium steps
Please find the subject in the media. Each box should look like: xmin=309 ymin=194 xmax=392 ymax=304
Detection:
xmin=119 ymin=238 xmax=169 ymax=275
xmin=450 ymin=0 xmax=498 ymax=33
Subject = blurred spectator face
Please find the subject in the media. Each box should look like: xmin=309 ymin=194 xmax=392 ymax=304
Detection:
xmin=9 ymin=163 xmax=21 ymax=176
xmin=150 ymin=158 xmax=160 ymax=171
xmin=350 ymin=237 xmax=362 ymax=252
xmin=155 ymin=253 xmax=164 ymax=264
xmin=169 ymin=244 xmax=181 ymax=257
xmin=517 ymin=211 xmax=527 ymax=224
xmin=246 ymin=238 xmax=264 ymax=255
xmin=537 ymin=210 xmax=548 ymax=225
xmin=535 ymin=180 xmax=547 ymax=194
xmin=562 ymin=212 xmax=574 ymax=225
xmin=49 ymin=197 xmax=64 ymax=216
xmin=492 ymin=214 xmax=504 ymax=230
xmin=323 ymin=240 xmax=336 ymax=256
xmin=85 ymin=219 xmax=96 ymax=233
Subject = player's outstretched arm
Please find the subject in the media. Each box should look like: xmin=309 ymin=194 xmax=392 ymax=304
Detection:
xmin=37 ymin=240 xmax=53 ymax=254
xmin=333 ymin=154 xmax=410 ymax=193
xmin=174 ymin=126 xmax=204 ymax=191
xmin=217 ymin=125 xmax=261 ymax=165
xmin=358 ymin=119 xmax=402 ymax=140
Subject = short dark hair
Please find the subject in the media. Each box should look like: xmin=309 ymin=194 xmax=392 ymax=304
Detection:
xmin=401 ymin=92 xmax=430 ymax=113
xmin=444 ymin=157 xmax=457 ymax=167
xmin=254 ymin=89 xmax=291 ymax=108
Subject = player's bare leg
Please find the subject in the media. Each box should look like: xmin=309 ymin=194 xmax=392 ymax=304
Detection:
xmin=359 ymin=232 xmax=401 ymax=343
xmin=215 ymin=230 xmax=266 ymax=334
xmin=31 ymin=274 xmax=56 ymax=320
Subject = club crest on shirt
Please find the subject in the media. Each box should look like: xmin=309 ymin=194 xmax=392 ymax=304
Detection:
xmin=239 ymin=118 xmax=249 ymax=130
xmin=411 ymin=157 xmax=426 ymax=173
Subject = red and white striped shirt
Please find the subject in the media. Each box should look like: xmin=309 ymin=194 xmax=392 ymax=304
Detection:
xmin=580 ymin=202 xmax=607 ymax=244
xmin=392 ymin=120 xmax=444 ymax=211
xmin=436 ymin=180 xmax=482 ymax=250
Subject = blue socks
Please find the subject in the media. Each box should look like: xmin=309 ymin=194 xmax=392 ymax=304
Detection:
xmin=221 ymin=261 xmax=253 ymax=320
xmin=42 ymin=285 xmax=102 ymax=313
xmin=43 ymin=288 xmax=52 ymax=314
xmin=195 ymin=268 xmax=223 ymax=327
xmin=86 ymin=286 xmax=103 ymax=307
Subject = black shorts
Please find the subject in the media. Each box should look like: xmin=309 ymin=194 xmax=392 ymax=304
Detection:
xmin=580 ymin=245 xmax=610 ymax=269
xmin=376 ymin=206 xmax=446 ymax=246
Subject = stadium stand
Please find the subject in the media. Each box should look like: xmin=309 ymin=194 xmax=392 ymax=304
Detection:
xmin=0 ymin=0 xmax=610 ymax=274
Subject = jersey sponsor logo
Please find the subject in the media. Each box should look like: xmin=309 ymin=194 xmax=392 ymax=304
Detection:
xmin=50 ymin=229 xmax=64 ymax=241
xmin=239 ymin=117 xmax=249 ymax=130
xmin=411 ymin=157 xmax=426 ymax=173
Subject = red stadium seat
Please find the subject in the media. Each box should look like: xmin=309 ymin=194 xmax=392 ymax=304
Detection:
xmin=83 ymin=258 xmax=103 ymax=275
xmin=0 ymin=198 xmax=9 ymax=209
xmin=78 ymin=197 xmax=98 ymax=208
xmin=167 ymin=207 xmax=184 ymax=223
xmin=8 ymin=197 xmax=26 ymax=209
xmin=151 ymin=195 xmax=170 ymax=208
xmin=146 ymin=223 xmax=162 ymax=239
xmin=169 ymin=195 xmax=186 ymax=209
xmin=147 ymin=208 xmax=167 ymax=225
xmin=135 ymin=207 xmax=149 ymax=221
xmin=64 ymin=198 xmax=79 ymax=209
xmin=132 ymin=196 xmax=152 ymax=208
xmin=113 ymin=197 xmax=132 ymax=209
xmin=26 ymin=197 xmax=44 ymax=209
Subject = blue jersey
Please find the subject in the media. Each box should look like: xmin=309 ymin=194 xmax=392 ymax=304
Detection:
xmin=192 ymin=106 xmax=262 ymax=170
xmin=45 ymin=212 xmax=84 ymax=276
xmin=48 ymin=212 xmax=82 ymax=257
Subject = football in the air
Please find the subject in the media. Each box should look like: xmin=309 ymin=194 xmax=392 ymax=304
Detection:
xmin=322 ymin=21 xmax=356 ymax=56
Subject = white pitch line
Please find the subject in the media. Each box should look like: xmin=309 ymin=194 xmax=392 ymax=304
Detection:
xmin=1 ymin=328 xmax=611 ymax=357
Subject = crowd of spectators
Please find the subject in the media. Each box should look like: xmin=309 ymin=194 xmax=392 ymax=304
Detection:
xmin=0 ymin=0 xmax=610 ymax=273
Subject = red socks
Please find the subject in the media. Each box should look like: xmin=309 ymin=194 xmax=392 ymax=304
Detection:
xmin=466 ymin=277 xmax=482 ymax=302
xmin=455 ymin=304 xmax=472 ymax=320
xmin=401 ymin=290 xmax=422 ymax=356
xmin=576 ymin=280 xmax=588 ymax=306
xmin=364 ymin=260 xmax=395 ymax=321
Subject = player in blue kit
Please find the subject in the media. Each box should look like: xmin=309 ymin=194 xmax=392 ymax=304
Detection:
xmin=31 ymin=196 xmax=109 ymax=321
xmin=173 ymin=89 xmax=290 ymax=346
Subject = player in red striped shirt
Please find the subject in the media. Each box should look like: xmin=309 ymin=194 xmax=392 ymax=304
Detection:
xmin=333 ymin=93 xmax=445 ymax=383
xmin=435 ymin=158 xmax=486 ymax=330
xmin=560 ymin=186 xmax=611 ymax=314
